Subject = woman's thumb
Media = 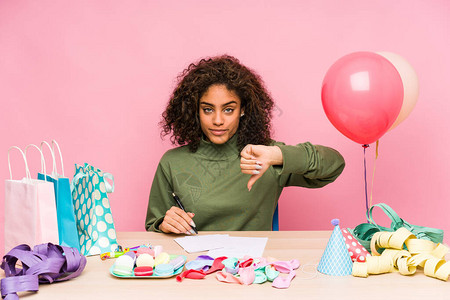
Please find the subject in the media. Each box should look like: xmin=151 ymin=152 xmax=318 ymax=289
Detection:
xmin=247 ymin=174 xmax=259 ymax=191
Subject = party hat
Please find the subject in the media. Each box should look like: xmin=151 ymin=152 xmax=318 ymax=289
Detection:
xmin=341 ymin=228 xmax=371 ymax=262
xmin=317 ymin=219 xmax=353 ymax=276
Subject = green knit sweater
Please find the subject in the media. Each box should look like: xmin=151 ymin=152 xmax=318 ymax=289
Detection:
xmin=145 ymin=135 xmax=345 ymax=232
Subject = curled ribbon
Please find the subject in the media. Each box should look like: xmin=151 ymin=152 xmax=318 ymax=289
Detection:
xmin=1 ymin=243 xmax=86 ymax=299
xmin=352 ymin=227 xmax=450 ymax=281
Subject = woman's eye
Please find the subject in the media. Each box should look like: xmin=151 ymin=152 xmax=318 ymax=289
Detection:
xmin=224 ymin=108 xmax=234 ymax=113
xmin=203 ymin=108 xmax=213 ymax=113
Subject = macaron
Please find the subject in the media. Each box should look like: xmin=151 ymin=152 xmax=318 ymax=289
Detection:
xmin=154 ymin=252 xmax=170 ymax=266
xmin=136 ymin=253 xmax=155 ymax=267
xmin=154 ymin=263 xmax=174 ymax=276
xmin=113 ymin=254 xmax=135 ymax=276
xmin=134 ymin=266 xmax=153 ymax=276
xmin=169 ymin=256 xmax=187 ymax=270
xmin=124 ymin=251 xmax=136 ymax=260
xmin=136 ymin=247 xmax=155 ymax=257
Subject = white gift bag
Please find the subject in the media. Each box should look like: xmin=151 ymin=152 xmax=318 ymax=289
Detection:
xmin=4 ymin=145 xmax=59 ymax=253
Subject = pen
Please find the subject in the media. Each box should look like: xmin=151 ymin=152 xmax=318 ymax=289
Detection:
xmin=172 ymin=192 xmax=198 ymax=234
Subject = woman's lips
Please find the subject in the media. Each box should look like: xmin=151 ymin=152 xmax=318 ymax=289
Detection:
xmin=210 ymin=129 xmax=227 ymax=136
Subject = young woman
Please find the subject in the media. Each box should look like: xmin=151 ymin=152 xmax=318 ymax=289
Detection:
xmin=145 ymin=55 xmax=345 ymax=234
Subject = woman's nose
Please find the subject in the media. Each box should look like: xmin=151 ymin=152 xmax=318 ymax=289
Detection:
xmin=212 ymin=112 xmax=224 ymax=125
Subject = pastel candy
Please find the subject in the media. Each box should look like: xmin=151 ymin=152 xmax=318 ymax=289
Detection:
xmin=136 ymin=253 xmax=155 ymax=267
xmin=154 ymin=252 xmax=170 ymax=266
xmin=134 ymin=266 xmax=153 ymax=276
xmin=124 ymin=251 xmax=136 ymax=260
xmin=154 ymin=263 xmax=174 ymax=276
xmin=137 ymin=247 xmax=155 ymax=257
xmin=113 ymin=254 xmax=135 ymax=276
xmin=169 ymin=256 xmax=187 ymax=270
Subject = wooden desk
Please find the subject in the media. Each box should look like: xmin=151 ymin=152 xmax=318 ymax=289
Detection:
xmin=5 ymin=231 xmax=450 ymax=299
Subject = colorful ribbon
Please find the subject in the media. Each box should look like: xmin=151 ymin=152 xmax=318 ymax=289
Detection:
xmin=352 ymin=227 xmax=450 ymax=281
xmin=1 ymin=243 xmax=86 ymax=299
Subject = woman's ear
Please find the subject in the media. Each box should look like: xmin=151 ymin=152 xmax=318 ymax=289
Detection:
xmin=240 ymin=109 xmax=245 ymax=117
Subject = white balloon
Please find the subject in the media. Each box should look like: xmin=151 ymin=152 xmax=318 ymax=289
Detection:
xmin=377 ymin=52 xmax=419 ymax=130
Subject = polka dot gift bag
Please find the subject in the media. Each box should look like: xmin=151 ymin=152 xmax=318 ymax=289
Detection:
xmin=71 ymin=163 xmax=119 ymax=256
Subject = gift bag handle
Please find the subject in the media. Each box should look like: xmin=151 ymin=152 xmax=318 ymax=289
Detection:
xmin=52 ymin=140 xmax=65 ymax=177
xmin=104 ymin=172 xmax=114 ymax=193
xmin=70 ymin=168 xmax=114 ymax=194
xmin=40 ymin=141 xmax=58 ymax=177
xmin=70 ymin=172 xmax=88 ymax=192
xmin=7 ymin=146 xmax=32 ymax=181
xmin=84 ymin=163 xmax=114 ymax=193
xmin=24 ymin=144 xmax=49 ymax=180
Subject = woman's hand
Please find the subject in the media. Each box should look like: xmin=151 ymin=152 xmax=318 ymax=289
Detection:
xmin=159 ymin=206 xmax=196 ymax=235
xmin=240 ymin=145 xmax=283 ymax=191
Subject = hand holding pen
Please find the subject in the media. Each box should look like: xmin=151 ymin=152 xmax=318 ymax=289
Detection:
xmin=159 ymin=193 xmax=198 ymax=235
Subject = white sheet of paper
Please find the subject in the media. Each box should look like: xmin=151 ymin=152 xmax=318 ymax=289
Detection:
xmin=207 ymin=237 xmax=268 ymax=258
xmin=174 ymin=235 xmax=268 ymax=258
xmin=174 ymin=234 xmax=229 ymax=253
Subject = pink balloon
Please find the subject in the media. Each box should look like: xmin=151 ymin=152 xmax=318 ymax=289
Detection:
xmin=321 ymin=52 xmax=404 ymax=145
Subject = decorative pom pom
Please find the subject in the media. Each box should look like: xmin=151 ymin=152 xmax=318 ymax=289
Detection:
xmin=331 ymin=219 xmax=340 ymax=226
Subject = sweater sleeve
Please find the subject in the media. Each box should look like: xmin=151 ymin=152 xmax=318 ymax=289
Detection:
xmin=271 ymin=141 xmax=345 ymax=188
xmin=145 ymin=163 xmax=173 ymax=232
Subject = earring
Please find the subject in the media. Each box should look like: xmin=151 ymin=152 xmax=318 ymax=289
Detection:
xmin=240 ymin=113 xmax=245 ymax=117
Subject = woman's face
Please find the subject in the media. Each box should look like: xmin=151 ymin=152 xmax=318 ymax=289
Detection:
xmin=199 ymin=84 xmax=243 ymax=144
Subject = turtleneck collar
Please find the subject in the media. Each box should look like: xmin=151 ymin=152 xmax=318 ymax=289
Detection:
xmin=195 ymin=133 xmax=240 ymax=160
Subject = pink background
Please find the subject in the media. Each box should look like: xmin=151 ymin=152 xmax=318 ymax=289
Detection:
xmin=1 ymin=1 xmax=449 ymax=256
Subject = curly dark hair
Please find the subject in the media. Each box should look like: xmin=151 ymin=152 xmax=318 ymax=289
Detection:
xmin=160 ymin=55 xmax=274 ymax=152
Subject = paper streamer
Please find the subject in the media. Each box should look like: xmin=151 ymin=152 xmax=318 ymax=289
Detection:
xmin=352 ymin=227 xmax=450 ymax=281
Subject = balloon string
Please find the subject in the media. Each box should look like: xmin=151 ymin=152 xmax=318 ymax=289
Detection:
xmin=362 ymin=144 xmax=369 ymax=221
xmin=369 ymin=140 xmax=379 ymax=209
